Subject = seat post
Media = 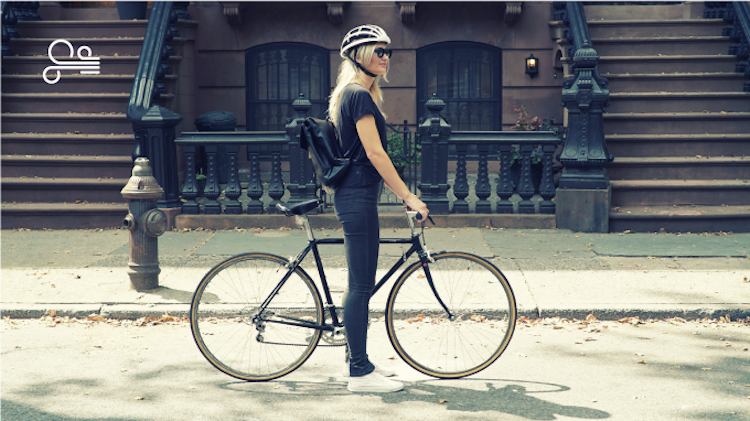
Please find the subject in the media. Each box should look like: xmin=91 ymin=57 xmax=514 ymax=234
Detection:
xmin=298 ymin=214 xmax=316 ymax=242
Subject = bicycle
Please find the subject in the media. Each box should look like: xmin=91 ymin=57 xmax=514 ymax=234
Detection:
xmin=189 ymin=199 xmax=517 ymax=382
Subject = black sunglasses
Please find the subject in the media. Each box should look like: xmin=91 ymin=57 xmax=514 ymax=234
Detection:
xmin=374 ymin=48 xmax=392 ymax=58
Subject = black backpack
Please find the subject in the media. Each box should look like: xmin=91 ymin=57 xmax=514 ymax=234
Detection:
xmin=299 ymin=117 xmax=363 ymax=193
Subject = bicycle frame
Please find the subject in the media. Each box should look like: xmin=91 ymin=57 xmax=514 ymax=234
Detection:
xmin=254 ymin=212 xmax=453 ymax=333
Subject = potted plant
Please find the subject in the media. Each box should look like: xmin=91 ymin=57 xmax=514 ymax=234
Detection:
xmin=509 ymin=105 xmax=544 ymax=192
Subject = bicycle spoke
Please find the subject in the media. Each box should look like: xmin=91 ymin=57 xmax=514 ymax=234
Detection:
xmin=386 ymin=252 xmax=516 ymax=378
xmin=190 ymin=254 xmax=323 ymax=381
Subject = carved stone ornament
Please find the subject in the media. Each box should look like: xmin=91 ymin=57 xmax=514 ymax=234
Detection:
xmin=399 ymin=2 xmax=416 ymax=24
xmin=504 ymin=2 xmax=522 ymax=26
xmin=327 ymin=2 xmax=344 ymax=25
xmin=221 ymin=2 xmax=248 ymax=26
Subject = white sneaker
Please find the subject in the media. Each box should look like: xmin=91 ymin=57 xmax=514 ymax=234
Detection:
xmin=347 ymin=372 xmax=404 ymax=393
xmin=343 ymin=362 xmax=396 ymax=378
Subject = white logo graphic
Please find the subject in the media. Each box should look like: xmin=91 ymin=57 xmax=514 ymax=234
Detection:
xmin=43 ymin=39 xmax=101 ymax=85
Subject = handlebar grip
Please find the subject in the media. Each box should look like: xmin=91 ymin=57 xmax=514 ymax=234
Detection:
xmin=414 ymin=213 xmax=435 ymax=225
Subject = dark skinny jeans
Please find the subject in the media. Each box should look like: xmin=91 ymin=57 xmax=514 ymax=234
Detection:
xmin=334 ymin=183 xmax=379 ymax=377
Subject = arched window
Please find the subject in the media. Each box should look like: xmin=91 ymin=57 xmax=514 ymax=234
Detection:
xmin=246 ymin=43 xmax=330 ymax=131
xmin=417 ymin=42 xmax=502 ymax=131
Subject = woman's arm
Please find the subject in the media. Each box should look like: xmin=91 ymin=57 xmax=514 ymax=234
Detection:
xmin=356 ymin=115 xmax=429 ymax=219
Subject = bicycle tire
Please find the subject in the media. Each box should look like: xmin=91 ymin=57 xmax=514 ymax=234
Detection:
xmin=190 ymin=253 xmax=324 ymax=381
xmin=385 ymin=252 xmax=517 ymax=378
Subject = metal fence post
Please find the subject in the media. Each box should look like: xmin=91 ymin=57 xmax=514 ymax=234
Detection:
xmin=418 ymin=95 xmax=451 ymax=214
xmin=285 ymin=94 xmax=318 ymax=209
xmin=134 ymin=105 xmax=184 ymax=210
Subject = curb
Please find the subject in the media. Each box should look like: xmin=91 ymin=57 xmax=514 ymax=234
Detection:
xmin=537 ymin=305 xmax=750 ymax=321
xmin=3 ymin=303 xmax=748 ymax=321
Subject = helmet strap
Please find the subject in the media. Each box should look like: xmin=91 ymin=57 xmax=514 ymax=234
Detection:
xmin=345 ymin=52 xmax=377 ymax=78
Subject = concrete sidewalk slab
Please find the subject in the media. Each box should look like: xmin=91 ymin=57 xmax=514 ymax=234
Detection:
xmin=1 ymin=229 xmax=128 ymax=268
xmin=112 ymin=231 xmax=215 ymax=257
xmin=418 ymin=227 xmax=494 ymax=258
xmin=197 ymin=229 xmax=346 ymax=256
xmin=482 ymin=229 xmax=592 ymax=259
xmin=578 ymin=233 xmax=750 ymax=257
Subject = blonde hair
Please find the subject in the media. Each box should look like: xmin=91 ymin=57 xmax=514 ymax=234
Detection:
xmin=328 ymin=43 xmax=389 ymax=127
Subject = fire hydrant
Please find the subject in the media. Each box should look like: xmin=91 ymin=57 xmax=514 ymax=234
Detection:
xmin=121 ymin=157 xmax=167 ymax=291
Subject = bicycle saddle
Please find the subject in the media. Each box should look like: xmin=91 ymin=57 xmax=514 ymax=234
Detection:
xmin=276 ymin=199 xmax=322 ymax=216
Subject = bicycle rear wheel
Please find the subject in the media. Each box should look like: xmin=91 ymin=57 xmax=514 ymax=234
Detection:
xmin=190 ymin=253 xmax=323 ymax=381
xmin=385 ymin=252 xmax=516 ymax=378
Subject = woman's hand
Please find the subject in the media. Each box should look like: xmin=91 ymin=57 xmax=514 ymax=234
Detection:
xmin=403 ymin=194 xmax=429 ymax=222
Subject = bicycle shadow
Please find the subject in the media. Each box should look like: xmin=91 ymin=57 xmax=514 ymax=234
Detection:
xmin=223 ymin=378 xmax=610 ymax=420
xmin=381 ymin=381 xmax=609 ymax=420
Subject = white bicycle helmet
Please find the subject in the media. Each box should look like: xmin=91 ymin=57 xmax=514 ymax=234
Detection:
xmin=340 ymin=24 xmax=391 ymax=58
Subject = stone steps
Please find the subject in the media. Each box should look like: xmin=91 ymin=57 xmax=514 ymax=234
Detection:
xmin=610 ymin=179 xmax=750 ymax=207
xmin=607 ymin=156 xmax=750 ymax=180
xmin=577 ymin=3 xmax=750 ymax=232
xmin=605 ymin=133 xmax=750 ymax=158
xmin=0 ymin=202 xmax=128 ymax=230
xmin=597 ymin=55 xmax=737 ymax=74
xmin=1 ymin=11 xmax=194 ymax=229
xmin=588 ymin=19 xmax=725 ymax=38
xmin=15 ymin=20 xmax=148 ymax=38
xmin=1 ymin=92 xmax=174 ymax=113
xmin=0 ymin=74 xmax=174 ymax=94
xmin=609 ymin=205 xmax=750 ymax=233
xmin=1 ymin=177 xmax=130 ymax=203
xmin=603 ymin=112 xmax=750 ymax=135
xmin=9 ymin=36 xmax=149 ymax=57
xmin=607 ymin=92 xmax=750 ymax=113
xmin=604 ymin=72 xmax=747 ymax=93
xmin=0 ymin=133 xmax=136 ymax=156
xmin=1 ymin=55 xmax=182 ymax=76
xmin=1 ymin=155 xmax=133 ymax=178
xmin=593 ymin=36 xmax=732 ymax=56
xmin=2 ymin=112 xmax=133 ymax=134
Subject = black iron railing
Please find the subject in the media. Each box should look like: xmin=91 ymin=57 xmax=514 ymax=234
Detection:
xmin=126 ymin=1 xmax=184 ymax=208
xmin=1 ymin=2 xmax=16 ymax=66
xmin=554 ymin=1 xmax=613 ymax=189
xmin=175 ymin=94 xmax=561 ymax=215
xmin=417 ymin=95 xmax=559 ymax=215
xmin=721 ymin=1 xmax=750 ymax=91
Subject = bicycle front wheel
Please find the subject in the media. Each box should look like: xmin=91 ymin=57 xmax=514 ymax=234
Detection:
xmin=190 ymin=253 xmax=323 ymax=381
xmin=385 ymin=252 xmax=517 ymax=378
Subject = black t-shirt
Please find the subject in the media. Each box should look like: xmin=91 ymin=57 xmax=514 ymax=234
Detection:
xmin=336 ymin=83 xmax=387 ymax=188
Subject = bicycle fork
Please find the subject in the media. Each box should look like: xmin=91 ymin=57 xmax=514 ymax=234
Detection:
xmin=418 ymin=250 xmax=456 ymax=321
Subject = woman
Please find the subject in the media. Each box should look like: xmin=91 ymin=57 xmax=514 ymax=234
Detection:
xmin=329 ymin=24 xmax=429 ymax=393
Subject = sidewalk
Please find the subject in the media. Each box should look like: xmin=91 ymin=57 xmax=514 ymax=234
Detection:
xmin=2 ymin=224 xmax=749 ymax=320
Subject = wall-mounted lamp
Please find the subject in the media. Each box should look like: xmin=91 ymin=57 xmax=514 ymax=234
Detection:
xmin=525 ymin=54 xmax=538 ymax=79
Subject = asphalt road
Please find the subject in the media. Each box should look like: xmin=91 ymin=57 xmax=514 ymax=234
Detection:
xmin=2 ymin=315 xmax=749 ymax=421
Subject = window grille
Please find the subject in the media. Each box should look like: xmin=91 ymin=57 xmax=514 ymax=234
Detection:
xmin=417 ymin=42 xmax=502 ymax=131
xmin=246 ymin=43 xmax=330 ymax=131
